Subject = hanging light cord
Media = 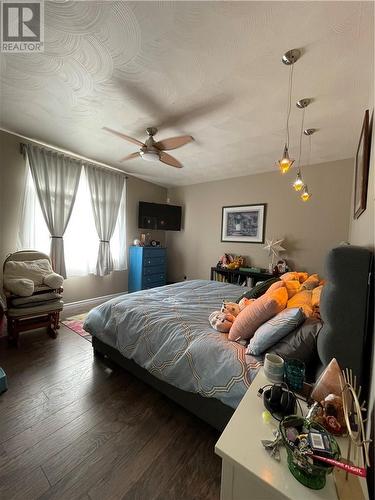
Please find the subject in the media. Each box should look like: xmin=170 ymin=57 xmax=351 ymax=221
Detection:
xmin=307 ymin=133 xmax=312 ymax=167
xmin=297 ymin=106 xmax=306 ymax=171
xmin=285 ymin=64 xmax=294 ymax=147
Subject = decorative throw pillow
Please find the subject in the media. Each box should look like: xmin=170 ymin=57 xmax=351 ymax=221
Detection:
xmin=235 ymin=277 xmax=280 ymax=303
xmin=301 ymin=273 xmax=320 ymax=290
xmin=247 ymin=307 xmax=305 ymax=356
xmin=267 ymin=280 xmax=301 ymax=299
xmin=284 ymin=280 xmax=301 ymax=299
xmin=280 ymin=272 xmax=299 ymax=282
xmin=287 ymin=290 xmax=314 ymax=317
xmin=265 ymin=281 xmax=285 ymax=294
xmin=312 ymin=285 xmax=323 ymax=307
xmin=266 ymin=318 xmax=322 ymax=381
xmin=229 ymin=287 xmax=288 ymax=341
xmin=297 ymin=272 xmax=309 ymax=283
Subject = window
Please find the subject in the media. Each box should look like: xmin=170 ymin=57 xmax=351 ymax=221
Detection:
xmin=17 ymin=160 xmax=127 ymax=277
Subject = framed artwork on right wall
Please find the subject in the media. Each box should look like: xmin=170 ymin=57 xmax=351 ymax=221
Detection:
xmin=354 ymin=109 xmax=371 ymax=219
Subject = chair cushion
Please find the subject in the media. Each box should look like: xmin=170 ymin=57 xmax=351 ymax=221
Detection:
xmin=7 ymin=300 xmax=64 ymax=317
xmin=11 ymin=292 xmax=62 ymax=307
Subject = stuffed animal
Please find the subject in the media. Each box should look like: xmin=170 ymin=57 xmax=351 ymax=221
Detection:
xmin=217 ymin=254 xmax=234 ymax=268
xmin=221 ymin=301 xmax=241 ymax=317
xmin=209 ymin=311 xmax=235 ymax=333
xmin=238 ymin=297 xmax=254 ymax=310
xmin=227 ymin=255 xmax=246 ymax=270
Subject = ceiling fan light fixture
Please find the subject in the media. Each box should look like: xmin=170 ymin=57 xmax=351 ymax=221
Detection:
xmin=140 ymin=150 xmax=160 ymax=162
xmin=293 ymin=170 xmax=304 ymax=191
xmin=278 ymin=144 xmax=294 ymax=174
xmin=301 ymin=185 xmax=311 ymax=202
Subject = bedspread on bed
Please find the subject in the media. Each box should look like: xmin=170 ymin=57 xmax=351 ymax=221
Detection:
xmin=84 ymin=280 xmax=260 ymax=408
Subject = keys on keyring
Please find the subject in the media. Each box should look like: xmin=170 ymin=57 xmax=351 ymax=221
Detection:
xmin=261 ymin=430 xmax=283 ymax=461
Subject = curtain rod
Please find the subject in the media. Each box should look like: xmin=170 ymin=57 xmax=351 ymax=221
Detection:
xmin=1 ymin=127 xmax=128 ymax=178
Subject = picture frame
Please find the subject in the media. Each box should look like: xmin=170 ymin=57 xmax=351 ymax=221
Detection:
xmin=354 ymin=109 xmax=371 ymax=219
xmin=221 ymin=204 xmax=266 ymax=243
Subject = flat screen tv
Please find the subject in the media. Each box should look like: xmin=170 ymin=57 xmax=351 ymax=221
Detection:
xmin=138 ymin=201 xmax=182 ymax=231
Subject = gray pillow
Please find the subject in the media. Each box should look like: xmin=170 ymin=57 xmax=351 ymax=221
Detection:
xmin=268 ymin=318 xmax=322 ymax=381
xmin=246 ymin=307 xmax=305 ymax=356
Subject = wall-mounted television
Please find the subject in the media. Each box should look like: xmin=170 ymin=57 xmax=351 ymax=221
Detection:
xmin=138 ymin=201 xmax=182 ymax=231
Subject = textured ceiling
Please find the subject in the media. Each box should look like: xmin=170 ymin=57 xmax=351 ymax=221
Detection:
xmin=0 ymin=1 xmax=373 ymax=187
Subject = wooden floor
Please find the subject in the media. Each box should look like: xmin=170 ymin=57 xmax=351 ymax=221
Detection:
xmin=0 ymin=326 xmax=221 ymax=500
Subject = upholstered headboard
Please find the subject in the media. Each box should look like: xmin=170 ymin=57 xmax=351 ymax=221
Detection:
xmin=317 ymin=245 xmax=374 ymax=390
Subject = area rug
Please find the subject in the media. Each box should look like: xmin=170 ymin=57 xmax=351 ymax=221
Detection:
xmin=62 ymin=313 xmax=91 ymax=343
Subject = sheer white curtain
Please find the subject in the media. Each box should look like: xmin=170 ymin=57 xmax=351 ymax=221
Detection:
xmin=84 ymin=164 xmax=125 ymax=276
xmin=18 ymin=162 xmax=127 ymax=277
xmin=26 ymin=144 xmax=82 ymax=278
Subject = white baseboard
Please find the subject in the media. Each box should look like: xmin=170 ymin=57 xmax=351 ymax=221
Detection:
xmin=62 ymin=291 xmax=127 ymax=319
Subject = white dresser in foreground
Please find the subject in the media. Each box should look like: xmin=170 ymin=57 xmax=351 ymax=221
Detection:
xmin=215 ymin=368 xmax=368 ymax=500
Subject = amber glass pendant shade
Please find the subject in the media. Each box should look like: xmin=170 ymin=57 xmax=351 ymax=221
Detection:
xmin=278 ymin=145 xmax=294 ymax=174
xmin=293 ymin=171 xmax=304 ymax=191
xmin=301 ymin=185 xmax=311 ymax=201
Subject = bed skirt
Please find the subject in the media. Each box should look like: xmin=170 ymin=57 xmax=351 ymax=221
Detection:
xmin=92 ymin=335 xmax=235 ymax=432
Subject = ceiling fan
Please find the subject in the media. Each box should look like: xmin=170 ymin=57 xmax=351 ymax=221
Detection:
xmin=103 ymin=126 xmax=193 ymax=168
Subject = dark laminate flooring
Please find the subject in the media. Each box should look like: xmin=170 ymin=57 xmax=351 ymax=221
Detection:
xmin=0 ymin=326 xmax=221 ymax=500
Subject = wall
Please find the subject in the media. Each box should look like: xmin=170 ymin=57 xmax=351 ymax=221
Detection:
xmin=347 ymin=57 xmax=374 ymax=484
xmin=166 ymin=159 xmax=353 ymax=282
xmin=0 ymin=130 xmax=167 ymax=303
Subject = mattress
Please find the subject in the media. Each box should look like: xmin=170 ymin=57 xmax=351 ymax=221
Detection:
xmin=84 ymin=279 xmax=260 ymax=408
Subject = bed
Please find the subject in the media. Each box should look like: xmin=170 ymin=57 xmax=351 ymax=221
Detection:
xmin=84 ymin=246 xmax=373 ymax=432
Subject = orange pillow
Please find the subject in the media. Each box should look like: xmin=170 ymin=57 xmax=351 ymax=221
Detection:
xmin=265 ymin=281 xmax=285 ymax=294
xmin=312 ymin=285 xmax=323 ymax=307
xmin=228 ymin=288 xmax=288 ymax=341
xmin=281 ymin=272 xmax=299 ymax=282
xmin=301 ymin=273 xmax=320 ymax=290
xmin=287 ymin=290 xmax=313 ymax=317
xmin=268 ymin=280 xmax=300 ymax=299
xmin=298 ymin=272 xmax=309 ymax=283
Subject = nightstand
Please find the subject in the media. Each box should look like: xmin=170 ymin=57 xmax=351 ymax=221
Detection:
xmin=215 ymin=368 xmax=369 ymax=500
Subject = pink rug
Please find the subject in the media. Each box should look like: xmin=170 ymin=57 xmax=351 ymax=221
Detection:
xmin=62 ymin=314 xmax=91 ymax=343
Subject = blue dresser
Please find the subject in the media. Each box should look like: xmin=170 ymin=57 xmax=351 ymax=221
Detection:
xmin=128 ymin=246 xmax=167 ymax=293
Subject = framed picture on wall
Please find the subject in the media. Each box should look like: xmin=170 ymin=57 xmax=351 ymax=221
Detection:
xmin=221 ymin=204 xmax=266 ymax=243
xmin=354 ymin=109 xmax=371 ymax=219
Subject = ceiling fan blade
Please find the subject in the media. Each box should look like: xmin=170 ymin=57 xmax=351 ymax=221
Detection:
xmin=119 ymin=152 xmax=140 ymax=162
xmin=103 ymin=127 xmax=145 ymax=147
xmin=159 ymin=152 xmax=183 ymax=169
xmin=154 ymin=136 xmax=194 ymax=151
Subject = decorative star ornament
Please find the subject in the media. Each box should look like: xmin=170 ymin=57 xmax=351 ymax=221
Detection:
xmin=264 ymin=238 xmax=286 ymax=258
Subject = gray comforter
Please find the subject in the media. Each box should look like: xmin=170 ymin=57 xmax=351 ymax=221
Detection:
xmin=84 ymin=280 xmax=260 ymax=408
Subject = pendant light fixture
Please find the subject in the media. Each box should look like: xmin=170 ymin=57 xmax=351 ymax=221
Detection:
xmin=278 ymin=49 xmax=301 ymax=174
xmin=292 ymin=98 xmax=310 ymax=191
xmin=300 ymin=128 xmax=315 ymax=202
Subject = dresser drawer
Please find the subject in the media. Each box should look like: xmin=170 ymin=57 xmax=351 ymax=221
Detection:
xmin=143 ymin=256 xmax=166 ymax=267
xmin=143 ymin=273 xmax=166 ymax=286
xmin=143 ymin=249 xmax=166 ymax=259
xmin=143 ymin=265 xmax=166 ymax=276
